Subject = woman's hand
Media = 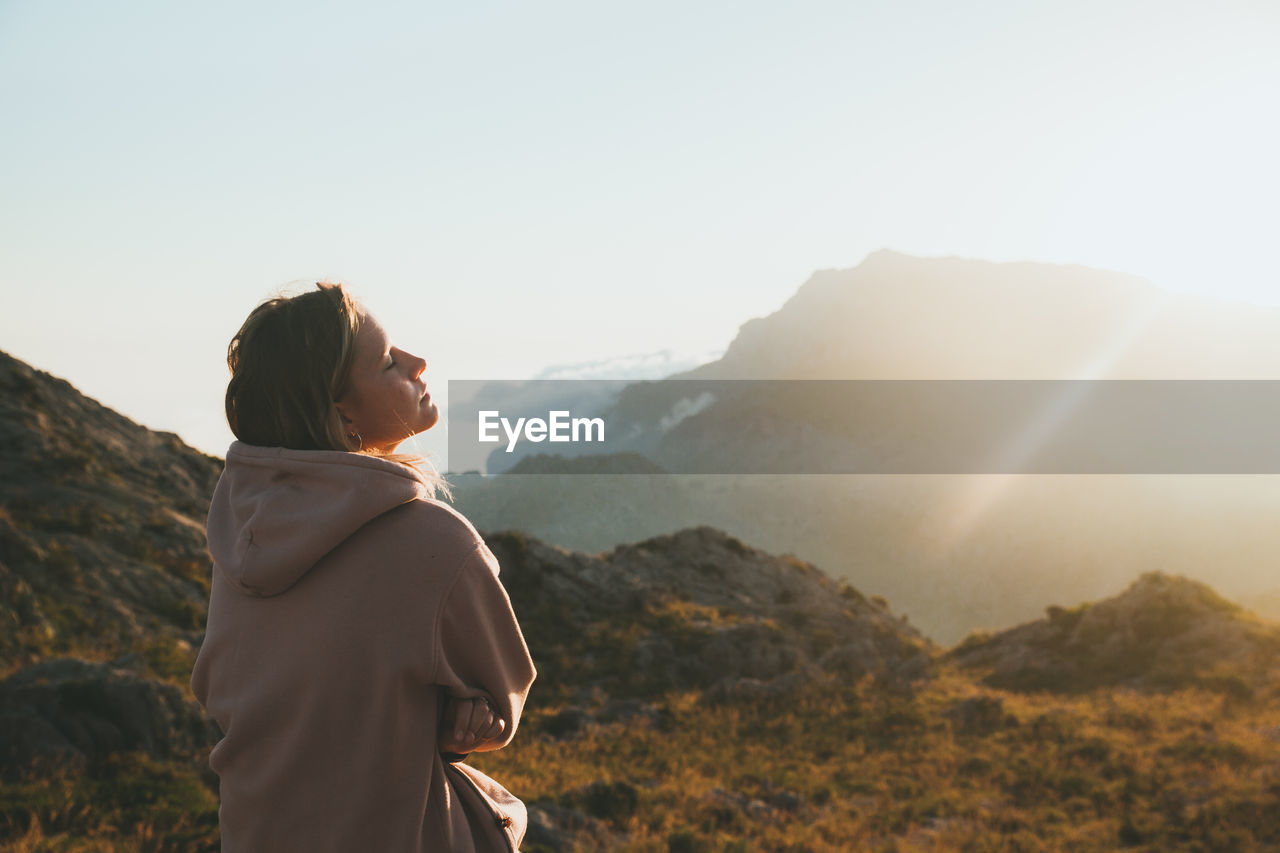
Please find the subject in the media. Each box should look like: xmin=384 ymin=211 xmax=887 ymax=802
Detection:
xmin=439 ymin=695 xmax=506 ymax=754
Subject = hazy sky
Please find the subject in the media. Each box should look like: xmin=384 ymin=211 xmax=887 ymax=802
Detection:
xmin=2 ymin=0 xmax=1277 ymax=464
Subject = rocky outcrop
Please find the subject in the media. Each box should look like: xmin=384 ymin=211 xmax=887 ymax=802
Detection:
xmin=0 ymin=657 xmax=220 ymax=783
xmin=485 ymin=525 xmax=935 ymax=703
xmin=949 ymin=572 xmax=1280 ymax=694
xmin=0 ymin=350 xmax=222 ymax=675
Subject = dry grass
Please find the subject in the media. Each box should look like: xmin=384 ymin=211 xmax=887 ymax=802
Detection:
xmin=464 ymin=665 xmax=1280 ymax=851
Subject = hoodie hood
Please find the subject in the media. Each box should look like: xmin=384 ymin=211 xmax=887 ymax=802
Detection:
xmin=207 ymin=441 xmax=433 ymax=597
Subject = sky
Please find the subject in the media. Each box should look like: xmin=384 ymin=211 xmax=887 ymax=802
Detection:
xmin=2 ymin=0 xmax=1278 ymax=467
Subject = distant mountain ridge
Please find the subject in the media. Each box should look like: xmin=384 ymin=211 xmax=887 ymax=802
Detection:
xmin=674 ymin=249 xmax=1280 ymax=380
xmin=472 ymin=249 xmax=1280 ymax=475
xmin=452 ymin=250 xmax=1280 ymax=643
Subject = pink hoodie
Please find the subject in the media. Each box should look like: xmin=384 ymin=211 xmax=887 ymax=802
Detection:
xmin=191 ymin=441 xmax=537 ymax=852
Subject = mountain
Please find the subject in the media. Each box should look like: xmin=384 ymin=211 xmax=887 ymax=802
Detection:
xmin=449 ymin=250 xmax=1280 ymax=644
xmin=0 ymin=350 xmax=223 ymax=676
xmin=672 ymin=248 xmax=1280 ymax=381
xmin=530 ymin=348 xmax=726 ymax=381
xmin=463 ymin=250 xmax=1280 ymax=471
xmin=949 ymin=572 xmax=1280 ymax=695
xmin=485 ymin=525 xmax=934 ymax=707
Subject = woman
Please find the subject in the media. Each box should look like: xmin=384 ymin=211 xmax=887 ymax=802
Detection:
xmin=191 ymin=282 xmax=537 ymax=852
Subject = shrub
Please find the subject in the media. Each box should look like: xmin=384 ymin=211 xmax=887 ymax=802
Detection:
xmin=667 ymin=829 xmax=712 ymax=853
xmin=574 ymin=780 xmax=639 ymax=826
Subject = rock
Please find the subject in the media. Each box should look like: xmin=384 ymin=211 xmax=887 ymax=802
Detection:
xmin=543 ymin=705 xmax=590 ymax=739
xmin=768 ymin=790 xmax=805 ymax=813
xmin=701 ymin=788 xmax=780 ymax=823
xmin=110 ymin=652 xmax=147 ymax=673
xmin=574 ymin=780 xmax=639 ymax=823
xmin=0 ymin=658 xmax=220 ymax=783
xmin=524 ymin=802 xmax=614 ymax=852
xmin=706 ymin=668 xmax=816 ymax=704
xmin=523 ymin=804 xmax=564 ymax=849
xmin=700 ymin=623 xmax=798 ymax=681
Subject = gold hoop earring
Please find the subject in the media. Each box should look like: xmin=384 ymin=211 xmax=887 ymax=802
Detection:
xmin=347 ymin=432 xmax=363 ymax=451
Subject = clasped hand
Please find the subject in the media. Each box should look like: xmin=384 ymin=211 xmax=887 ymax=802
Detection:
xmin=439 ymin=694 xmax=505 ymax=754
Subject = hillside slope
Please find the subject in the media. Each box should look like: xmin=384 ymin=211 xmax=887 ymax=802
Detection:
xmin=0 ymin=350 xmax=222 ymax=676
xmin=949 ymin=571 xmax=1280 ymax=694
xmin=487 ymin=525 xmax=934 ymax=708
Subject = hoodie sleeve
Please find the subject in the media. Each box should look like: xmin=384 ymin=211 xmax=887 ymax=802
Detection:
xmin=434 ymin=541 xmax=537 ymax=751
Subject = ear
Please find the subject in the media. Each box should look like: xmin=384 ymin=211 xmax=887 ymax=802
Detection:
xmin=333 ymin=400 xmax=355 ymax=428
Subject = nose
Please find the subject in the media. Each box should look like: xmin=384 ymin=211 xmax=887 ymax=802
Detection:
xmin=408 ymin=353 xmax=426 ymax=379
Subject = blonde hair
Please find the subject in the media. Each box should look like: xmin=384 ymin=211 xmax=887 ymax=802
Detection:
xmin=225 ymin=281 xmax=452 ymax=501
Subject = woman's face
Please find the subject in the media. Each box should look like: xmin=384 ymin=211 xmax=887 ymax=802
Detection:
xmin=334 ymin=310 xmax=439 ymax=454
